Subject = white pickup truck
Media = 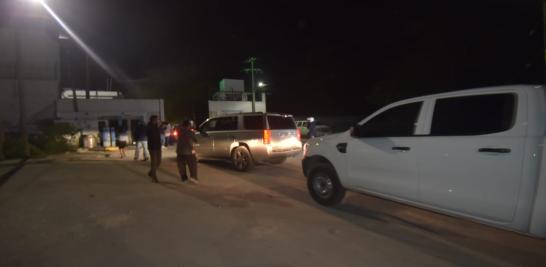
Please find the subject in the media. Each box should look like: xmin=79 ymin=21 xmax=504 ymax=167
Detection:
xmin=302 ymin=85 xmax=546 ymax=238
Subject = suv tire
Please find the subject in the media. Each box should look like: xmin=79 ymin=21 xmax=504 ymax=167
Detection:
xmin=231 ymin=146 xmax=255 ymax=171
xmin=307 ymin=164 xmax=346 ymax=206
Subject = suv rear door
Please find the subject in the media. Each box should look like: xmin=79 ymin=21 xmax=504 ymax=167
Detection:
xmin=266 ymin=115 xmax=300 ymax=152
xmin=417 ymin=92 xmax=525 ymax=223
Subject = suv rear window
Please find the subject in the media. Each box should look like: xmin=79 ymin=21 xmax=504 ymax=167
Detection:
xmin=267 ymin=115 xmax=296 ymax=130
xmin=243 ymin=115 xmax=264 ymax=130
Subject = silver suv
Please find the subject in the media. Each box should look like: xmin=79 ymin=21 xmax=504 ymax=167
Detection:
xmin=195 ymin=112 xmax=302 ymax=171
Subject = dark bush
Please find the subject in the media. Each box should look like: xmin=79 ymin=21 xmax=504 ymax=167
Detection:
xmin=30 ymin=123 xmax=78 ymax=155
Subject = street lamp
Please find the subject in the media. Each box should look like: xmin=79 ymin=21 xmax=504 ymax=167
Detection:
xmin=258 ymin=81 xmax=266 ymax=88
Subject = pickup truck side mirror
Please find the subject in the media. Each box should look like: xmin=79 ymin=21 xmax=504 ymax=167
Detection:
xmin=350 ymin=124 xmax=361 ymax=138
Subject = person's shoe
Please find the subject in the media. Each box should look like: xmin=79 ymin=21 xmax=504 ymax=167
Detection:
xmin=152 ymin=177 xmax=159 ymax=183
xmin=188 ymin=178 xmax=199 ymax=185
xmin=148 ymin=171 xmax=152 ymax=177
xmin=143 ymin=158 xmax=149 ymax=161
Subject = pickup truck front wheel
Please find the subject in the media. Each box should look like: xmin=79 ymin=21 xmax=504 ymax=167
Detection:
xmin=307 ymin=164 xmax=345 ymax=206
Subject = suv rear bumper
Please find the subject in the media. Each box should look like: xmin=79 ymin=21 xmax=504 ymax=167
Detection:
xmin=252 ymin=145 xmax=302 ymax=162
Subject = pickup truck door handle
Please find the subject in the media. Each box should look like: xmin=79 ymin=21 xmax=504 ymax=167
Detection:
xmin=478 ymin=148 xmax=511 ymax=153
xmin=392 ymin=146 xmax=410 ymax=151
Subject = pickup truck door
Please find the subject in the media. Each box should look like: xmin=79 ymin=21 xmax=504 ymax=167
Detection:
xmin=417 ymin=92 xmax=525 ymax=223
xmin=346 ymin=101 xmax=425 ymax=201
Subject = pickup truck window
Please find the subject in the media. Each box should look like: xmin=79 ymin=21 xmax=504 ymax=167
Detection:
xmin=431 ymin=93 xmax=515 ymax=136
xmin=359 ymin=102 xmax=422 ymax=137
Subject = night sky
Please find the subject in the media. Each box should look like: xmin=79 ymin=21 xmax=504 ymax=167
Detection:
xmin=16 ymin=0 xmax=546 ymax=120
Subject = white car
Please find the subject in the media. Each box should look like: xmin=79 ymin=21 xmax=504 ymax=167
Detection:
xmin=302 ymin=85 xmax=546 ymax=238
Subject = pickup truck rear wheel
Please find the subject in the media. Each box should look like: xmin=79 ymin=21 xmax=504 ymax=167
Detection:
xmin=307 ymin=164 xmax=345 ymax=206
xmin=231 ymin=146 xmax=255 ymax=171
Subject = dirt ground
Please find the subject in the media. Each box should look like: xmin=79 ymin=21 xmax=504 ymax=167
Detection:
xmin=0 ymin=148 xmax=545 ymax=267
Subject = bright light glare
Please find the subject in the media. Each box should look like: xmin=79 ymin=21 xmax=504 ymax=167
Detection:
xmin=258 ymin=82 xmax=266 ymax=87
xmin=38 ymin=1 xmax=125 ymax=84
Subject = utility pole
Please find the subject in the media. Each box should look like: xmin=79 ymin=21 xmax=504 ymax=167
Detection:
xmin=15 ymin=23 xmax=30 ymax=158
xmin=243 ymin=57 xmax=262 ymax=112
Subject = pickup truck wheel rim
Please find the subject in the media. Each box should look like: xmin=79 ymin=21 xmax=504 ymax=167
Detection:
xmin=313 ymin=174 xmax=333 ymax=198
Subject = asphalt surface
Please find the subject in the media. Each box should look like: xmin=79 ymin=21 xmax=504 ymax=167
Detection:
xmin=0 ymin=148 xmax=545 ymax=267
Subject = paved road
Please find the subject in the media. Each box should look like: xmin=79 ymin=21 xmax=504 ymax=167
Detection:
xmin=0 ymin=148 xmax=545 ymax=267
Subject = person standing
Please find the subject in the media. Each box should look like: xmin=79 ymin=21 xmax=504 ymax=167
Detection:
xmin=117 ymin=128 xmax=129 ymax=158
xmin=164 ymin=122 xmax=172 ymax=146
xmin=147 ymin=115 xmax=162 ymax=183
xmin=307 ymin=117 xmax=317 ymax=138
xmin=176 ymin=119 xmax=198 ymax=184
xmin=133 ymin=120 xmax=149 ymax=161
xmin=160 ymin=122 xmax=167 ymax=148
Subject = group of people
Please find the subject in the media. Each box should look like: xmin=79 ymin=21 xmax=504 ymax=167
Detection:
xmin=121 ymin=116 xmax=199 ymax=184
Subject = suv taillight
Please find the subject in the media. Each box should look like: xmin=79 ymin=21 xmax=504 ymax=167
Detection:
xmin=296 ymin=128 xmax=301 ymax=141
xmin=263 ymin=129 xmax=271 ymax=145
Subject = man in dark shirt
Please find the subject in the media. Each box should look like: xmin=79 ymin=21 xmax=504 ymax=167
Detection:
xmin=146 ymin=115 xmax=162 ymax=182
xmin=176 ymin=119 xmax=198 ymax=184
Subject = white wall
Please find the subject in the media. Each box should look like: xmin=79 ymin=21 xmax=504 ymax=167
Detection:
xmin=56 ymin=98 xmax=165 ymax=131
xmin=57 ymin=99 xmax=164 ymax=119
xmin=208 ymin=93 xmax=266 ymax=117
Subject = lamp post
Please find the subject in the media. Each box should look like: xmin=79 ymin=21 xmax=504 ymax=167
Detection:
xmin=244 ymin=57 xmax=262 ymax=112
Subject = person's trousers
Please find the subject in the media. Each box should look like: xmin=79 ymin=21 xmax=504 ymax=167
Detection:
xmin=149 ymin=149 xmax=162 ymax=177
xmin=134 ymin=141 xmax=149 ymax=160
xmin=177 ymin=154 xmax=197 ymax=181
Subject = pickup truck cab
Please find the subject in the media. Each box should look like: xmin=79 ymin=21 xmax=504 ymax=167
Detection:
xmin=302 ymin=85 xmax=546 ymax=238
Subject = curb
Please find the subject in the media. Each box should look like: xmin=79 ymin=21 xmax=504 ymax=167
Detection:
xmin=0 ymin=158 xmax=28 ymax=187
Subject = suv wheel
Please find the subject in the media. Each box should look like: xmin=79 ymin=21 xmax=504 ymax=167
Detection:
xmin=307 ymin=164 xmax=346 ymax=206
xmin=231 ymin=146 xmax=255 ymax=171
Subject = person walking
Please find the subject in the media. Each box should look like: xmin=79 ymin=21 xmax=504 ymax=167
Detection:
xmin=147 ymin=115 xmax=162 ymax=183
xmin=176 ymin=119 xmax=199 ymax=184
xmin=133 ymin=120 xmax=149 ymax=161
xmin=117 ymin=128 xmax=129 ymax=158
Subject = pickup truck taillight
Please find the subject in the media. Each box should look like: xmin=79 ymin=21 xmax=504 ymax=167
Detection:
xmin=297 ymin=128 xmax=301 ymax=141
xmin=263 ymin=129 xmax=271 ymax=144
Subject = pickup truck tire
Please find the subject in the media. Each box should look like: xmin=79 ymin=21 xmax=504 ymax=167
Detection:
xmin=307 ymin=164 xmax=346 ymax=206
xmin=232 ymin=146 xmax=255 ymax=171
